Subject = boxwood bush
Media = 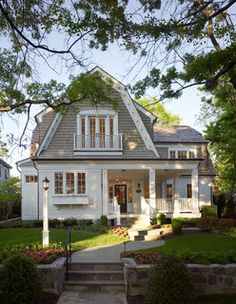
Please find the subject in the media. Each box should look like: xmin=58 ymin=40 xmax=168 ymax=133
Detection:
xmin=144 ymin=255 xmax=196 ymax=304
xmin=171 ymin=218 xmax=183 ymax=234
xmin=0 ymin=253 xmax=43 ymax=304
xmin=157 ymin=213 xmax=166 ymax=225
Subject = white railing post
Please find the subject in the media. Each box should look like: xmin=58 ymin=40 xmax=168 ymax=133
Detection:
xmin=149 ymin=169 xmax=156 ymax=211
xmin=192 ymin=168 xmax=200 ymax=214
xmin=114 ymin=197 xmax=121 ymax=225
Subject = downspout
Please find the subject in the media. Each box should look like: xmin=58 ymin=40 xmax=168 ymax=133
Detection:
xmin=32 ymin=159 xmax=39 ymax=221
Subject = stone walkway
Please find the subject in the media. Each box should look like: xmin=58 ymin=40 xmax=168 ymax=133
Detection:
xmin=57 ymin=291 xmax=127 ymax=304
xmin=71 ymin=239 xmax=165 ymax=263
xmin=58 ymin=239 xmax=164 ymax=303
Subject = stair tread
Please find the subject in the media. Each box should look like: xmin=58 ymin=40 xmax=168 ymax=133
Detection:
xmin=70 ymin=262 xmax=123 ymax=265
xmin=65 ymin=280 xmax=125 ymax=285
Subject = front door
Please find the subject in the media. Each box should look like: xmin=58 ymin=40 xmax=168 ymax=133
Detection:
xmin=114 ymin=184 xmax=127 ymax=213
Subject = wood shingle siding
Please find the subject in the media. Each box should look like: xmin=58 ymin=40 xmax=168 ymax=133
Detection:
xmin=38 ymin=89 xmax=156 ymax=159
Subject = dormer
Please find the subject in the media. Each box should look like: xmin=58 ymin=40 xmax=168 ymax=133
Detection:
xmin=74 ymin=109 xmax=123 ymax=155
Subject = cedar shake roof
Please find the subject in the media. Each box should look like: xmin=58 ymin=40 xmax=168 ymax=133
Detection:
xmin=153 ymin=125 xmax=208 ymax=143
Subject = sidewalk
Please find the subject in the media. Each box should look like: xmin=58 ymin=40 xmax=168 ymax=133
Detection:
xmin=71 ymin=239 xmax=165 ymax=263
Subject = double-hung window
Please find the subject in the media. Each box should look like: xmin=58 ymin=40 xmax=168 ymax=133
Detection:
xmin=54 ymin=172 xmax=86 ymax=195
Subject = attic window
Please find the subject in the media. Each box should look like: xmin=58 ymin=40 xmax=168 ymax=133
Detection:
xmin=168 ymin=148 xmax=196 ymax=159
xmin=25 ymin=175 xmax=38 ymax=183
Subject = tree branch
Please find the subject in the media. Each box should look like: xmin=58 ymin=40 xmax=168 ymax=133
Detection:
xmin=0 ymin=2 xmax=89 ymax=65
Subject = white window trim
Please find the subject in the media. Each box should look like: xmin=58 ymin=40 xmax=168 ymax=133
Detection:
xmin=53 ymin=171 xmax=87 ymax=196
xmin=168 ymin=148 xmax=197 ymax=159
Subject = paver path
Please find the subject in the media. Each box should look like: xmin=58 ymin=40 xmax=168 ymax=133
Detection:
xmin=57 ymin=291 xmax=127 ymax=304
xmin=71 ymin=239 xmax=165 ymax=263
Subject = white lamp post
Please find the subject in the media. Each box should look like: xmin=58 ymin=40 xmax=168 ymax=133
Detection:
xmin=42 ymin=177 xmax=50 ymax=248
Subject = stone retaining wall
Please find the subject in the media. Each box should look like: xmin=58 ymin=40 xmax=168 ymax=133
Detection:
xmin=123 ymin=258 xmax=236 ymax=296
xmin=37 ymin=257 xmax=66 ymax=295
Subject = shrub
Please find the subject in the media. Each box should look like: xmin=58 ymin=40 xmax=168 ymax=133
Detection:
xmin=100 ymin=215 xmax=108 ymax=227
xmin=78 ymin=219 xmax=93 ymax=226
xmin=49 ymin=218 xmax=62 ymax=228
xmin=33 ymin=220 xmax=43 ymax=228
xmin=0 ymin=253 xmax=43 ymax=304
xmin=157 ymin=213 xmax=166 ymax=225
xmin=22 ymin=221 xmax=34 ymax=228
xmin=144 ymin=255 xmax=196 ymax=304
xmin=201 ymin=205 xmax=217 ymax=218
xmin=171 ymin=218 xmax=183 ymax=234
xmin=75 ymin=225 xmax=108 ymax=233
xmin=63 ymin=217 xmax=78 ymax=227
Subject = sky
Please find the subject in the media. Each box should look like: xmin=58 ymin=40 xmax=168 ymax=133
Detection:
xmin=1 ymin=42 xmax=205 ymax=177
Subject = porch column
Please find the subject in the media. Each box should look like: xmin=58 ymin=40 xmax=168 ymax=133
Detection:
xmin=192 ymin=168 xmax=199 ymax=214
xmin=174 ymin=176 xmax=179 ymax=212
xmin=149 ymin=169 xmax=156 ymax=210
xmin=102 ymin=169 xmax=109 ymax=215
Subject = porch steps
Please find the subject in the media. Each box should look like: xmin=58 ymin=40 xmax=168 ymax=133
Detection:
xmin=64 ymin=262 xmax=125 ymax=292
xmin=128 ymin=227 xmax=172 ymax=241
xmin=121 ymin=214 xmax=150 ymax=230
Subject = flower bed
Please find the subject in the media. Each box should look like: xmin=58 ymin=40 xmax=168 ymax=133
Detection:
xmin=110 ymin=225 xmax=129 ymax=238
xmin=121 ymin=249 xmax=236 ymax=265
xmin=197 ymin=218 xmax=236 ymax=232
xmin=0 ymin=247 xmax=65 ymax=264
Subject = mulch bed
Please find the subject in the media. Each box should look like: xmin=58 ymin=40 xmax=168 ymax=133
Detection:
xmin=127 ymin=296 xmax=144 ymax=304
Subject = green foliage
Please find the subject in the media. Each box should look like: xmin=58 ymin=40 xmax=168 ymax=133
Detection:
xmin=0 ymin=177 xmax=20 ymax=221
xmin=63 ymin=217 xmax=78 ymax=227
xmin=49 ymin=218 xmax=62 ymax=228
xmin=171 ymin=218 xmax=183 ymax=234
xmin=157 ymin=213 xmax=166 ymax=225
xmin=137 ymin=97 xmax=181 ymax=125
xmin=100 ymin=215 xmax=108 ymax=227
xmin=144 ymin=255 xmax=196 ymax=304
xmin=74 ymin=225 xmax=108 ymax=233
xmin=0 ymin=253 xmax=43 ymax=304
xmin=201 ymin=205 xmax=217 ymax=218
xmin=201 ymin=79 xmax=236 ymax=192
xmin=78 ymin=219 xmax=93 ymax=226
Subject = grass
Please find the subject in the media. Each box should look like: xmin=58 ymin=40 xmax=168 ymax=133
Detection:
xmin=198 ymin=293 xmax=236 ymax=304
xmin=0 ymin=228 xmax=126 ymax=250
xmin=137 ymin=234 xmax=236 ymax=255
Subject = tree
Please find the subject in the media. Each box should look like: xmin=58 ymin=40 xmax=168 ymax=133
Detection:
xmin=137 ymin=97 xmax=181 ymax=125
xmin=0 ymin=177 xmax=20 ymax=221
xmin=1 ymin=1 xmax=236 ymax=113
xmin=200 ymin=79 xmax=236 ymax=193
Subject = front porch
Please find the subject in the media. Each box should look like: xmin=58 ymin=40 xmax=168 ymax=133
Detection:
xmin=102 ymin=166 xmax=202 ymax=223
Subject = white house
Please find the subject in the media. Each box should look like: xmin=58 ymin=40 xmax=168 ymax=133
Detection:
xmin=17 ymin=67 xmax=215 ymax=224
xmin=0 ymin=158 xmax=11 ymax=183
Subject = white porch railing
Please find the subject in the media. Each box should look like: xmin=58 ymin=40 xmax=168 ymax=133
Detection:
xmin=108 ymin=197 xmax=121 ymax=225
xmin=74 ymin=134 xmax=123 ymax=151
xmin=156 ymin=198 xmax=193 ymax=213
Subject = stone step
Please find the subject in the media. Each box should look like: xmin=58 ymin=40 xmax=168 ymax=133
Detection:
xmin=68 ymin=262 xmax=123 ymax=271
xmin=133 ymin=235 xmax=145 ymax=241
xmin=67 ymin=270 xmax=124 ymax=281
xmin=64 ymin=280 xmax=125 ymax=292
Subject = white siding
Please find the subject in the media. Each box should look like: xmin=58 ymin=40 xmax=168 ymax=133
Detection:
xmin=21 ymin=166 xmax=38 ymax=220
xmin=37 ymin=164 xmax=102 ymax=220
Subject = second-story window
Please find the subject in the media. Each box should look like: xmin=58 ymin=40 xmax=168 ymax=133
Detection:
xmin=76 ymin=110 xmax=119 ymax=151
xmin=168 ymin=148 xmax=196 ymax=159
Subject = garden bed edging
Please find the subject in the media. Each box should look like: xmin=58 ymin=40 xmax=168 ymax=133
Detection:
xmin=122 ymin=258 xmax=236 ymax=296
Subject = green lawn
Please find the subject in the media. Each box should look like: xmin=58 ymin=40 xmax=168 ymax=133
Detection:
xmin=138 ymin=234 xmax=236 ymax=255
xmin=0 ymin=228 xmax=126 ymax=250
xmin=198 ymin=294 xmax=236 ymax=304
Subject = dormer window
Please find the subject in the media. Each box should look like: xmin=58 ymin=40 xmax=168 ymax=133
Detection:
xmin=169 ymin=148 xmax=196 ymax=159
xmin=74 ymin=109 xmax=122 ymax=154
